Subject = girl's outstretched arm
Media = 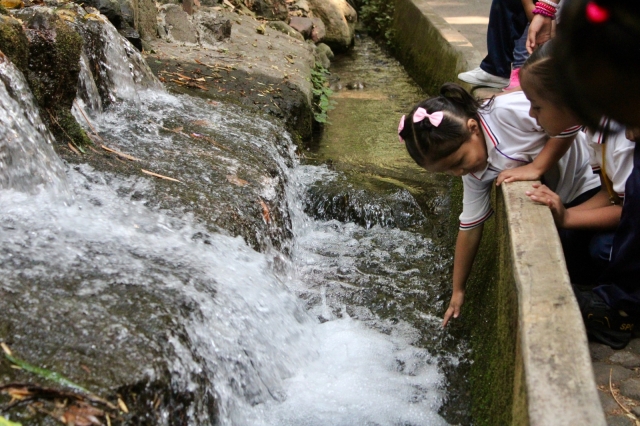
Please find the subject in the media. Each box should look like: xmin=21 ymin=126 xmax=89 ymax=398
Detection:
xmin=526 ymin=184 xmax=622 ymax=229
xmin=496 ymin=136 xmax=573 ymax=185
xmin=442 ymin=224 xmax=484 ymax=328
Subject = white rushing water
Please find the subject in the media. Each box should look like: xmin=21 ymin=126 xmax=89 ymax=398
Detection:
xmin=0 ymin=8 xmax=456 ymax=424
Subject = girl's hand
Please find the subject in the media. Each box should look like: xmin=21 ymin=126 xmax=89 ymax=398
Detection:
xmin=496 ymin=164 xmax=542 ymax=186
xmin=527 ymin=14 xmax=555 ymax=53
xmin=526 ymin=183 xmax=566 ymax=227
xmin=442 ymin=290 xmax=465 ymax=328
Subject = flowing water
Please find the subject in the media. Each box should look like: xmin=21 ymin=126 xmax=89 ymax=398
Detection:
xmin=0 ymin=13 xmax=469 ymax=425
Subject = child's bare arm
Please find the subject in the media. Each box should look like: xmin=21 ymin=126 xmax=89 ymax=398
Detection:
xmin=496 ymin=136 xmax=573 ymax=185
xmin=527 ymin=184 xmax=622 ymax=229
xmin=442 ymin=224 xmax=484 ymax=328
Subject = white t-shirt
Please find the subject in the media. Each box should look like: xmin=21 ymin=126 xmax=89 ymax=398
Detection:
xmin=459 ymin=91 xmax=600 ymax=230
xmin=585 ymin=119 xmax=635 ymax=200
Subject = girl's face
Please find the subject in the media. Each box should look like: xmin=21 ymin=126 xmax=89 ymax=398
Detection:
xmin=423 ymin=119 xmax=488 ymax=177
xmin=522 ymin=84 xmax=580 ymax=137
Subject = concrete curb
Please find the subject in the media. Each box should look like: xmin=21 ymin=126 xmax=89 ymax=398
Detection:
xmin=503 ymin=182 xmax=605 ymax=425
xmin=391 ymin=1 xmax=606 ymax=423
xmin=392 ymin=0 xmax=482 ymax=94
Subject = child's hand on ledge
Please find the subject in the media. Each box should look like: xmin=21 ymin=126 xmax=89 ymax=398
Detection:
xmin=525 ymin=183 xmax=566 ymax=227
xmin=442 ymin=290 xmax=465 ymax=328
xmin=496 ymin=164 xmax=542 ymax=186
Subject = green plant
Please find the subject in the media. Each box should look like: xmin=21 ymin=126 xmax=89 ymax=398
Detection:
xmin=311 ymin=63 xmax=334 ymax=124
xmin=358 ymin=0 xmax=396 ymax=46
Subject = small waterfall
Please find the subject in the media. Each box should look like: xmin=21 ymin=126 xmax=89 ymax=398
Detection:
xmin=74 ymin=7 xmax=161 ymax=106
xmin=0 ymin=53 xmax=68 ymax=194
xmin=75 ymin=52 xmax=103 ymax=114
xmin=0 ymin=7 xmax=457 ymax=425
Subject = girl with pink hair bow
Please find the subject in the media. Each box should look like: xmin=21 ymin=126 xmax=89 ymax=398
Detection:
xmin=398 ymin=82 xmax=600 ymax=328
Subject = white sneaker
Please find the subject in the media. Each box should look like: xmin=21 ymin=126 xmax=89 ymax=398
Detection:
xmin=457 ymin=67 xmax=509 ymax=88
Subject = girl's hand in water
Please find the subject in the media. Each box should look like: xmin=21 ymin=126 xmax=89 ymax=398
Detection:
xmin=526 ymin=184 xmax=566 ymax=226
xmin=496 ymin=164 xmax=542 ymax=186
xmin=442 ymin=290 xmax=465 ymax=328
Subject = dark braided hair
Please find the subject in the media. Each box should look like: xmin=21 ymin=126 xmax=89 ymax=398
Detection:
xmin=399 ymin=83 xmax=492 ymax=166
xmin=553 ymin=0 xmax=640 ymax=128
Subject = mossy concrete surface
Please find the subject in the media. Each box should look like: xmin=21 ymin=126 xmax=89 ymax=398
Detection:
xmin=391 ymin=0 xmax=482 ymax=95
xmin=391 ymin=1 xmax=606 ymax=423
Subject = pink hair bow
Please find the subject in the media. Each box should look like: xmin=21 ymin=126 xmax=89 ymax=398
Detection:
xmin=413 ymin=108 xmax=444 ymax=127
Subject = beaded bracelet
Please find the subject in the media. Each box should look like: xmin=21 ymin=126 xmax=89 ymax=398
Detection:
xmin=535 ymin=1 xmax=557 ymax=13
xmin=533 ymin=1 xmax=556 ymax=18
xmin=539 ymin=0 xmax=559 ymax=8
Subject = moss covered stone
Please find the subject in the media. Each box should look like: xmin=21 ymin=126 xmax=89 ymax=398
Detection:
xmin=20 ymin=12 xmax=91 ymax=147
xmin=0 ymin=15 xmax=29 ymax=71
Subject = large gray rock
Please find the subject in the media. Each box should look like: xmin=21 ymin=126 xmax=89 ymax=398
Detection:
xmin=195 ymin=10 xmax=232 ymax=44
xmin=161 ymin=4 xmax=198 ymax=44
xmin=72 ymin=0 xmax=156 ymax=40
xmin=268 ymin=20 xmax=304 ymax=41
xmin=307 ymin=0 xmax=356 ymax=52
xmin=242 ymin=0 xmax=287 ymax=20
xmin=289 ymin=16 xmax=312 ymax=38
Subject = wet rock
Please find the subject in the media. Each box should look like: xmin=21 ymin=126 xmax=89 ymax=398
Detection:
xmin=620 ymin=378 xmax=640 ymax=400
xmin=346 ymin=81 xmax=365 ymax=90
xmin=592 ymin=362 xmax=633 ymax=386
xmin=289 ymin=16 xmax=312 ymax=38
xmin=310 ymin=16 xmax=325 ymax=43
xmin=304 ymin=172 xmax=428 ymax=232
xmin=307 ymin=0 xmax=355 ymax=52
xmin=9 ymin=6 xmax=89 ymax=147
xmin=610 ymin=351 xmax=640 ymax=369
xmin=268 ymin=20 xmax=304 ymax=41
xmin=590 ymin=341 xmax=615 ymax=362
xmin=161 ymin=4 xmax=198 ymax=44
xmin=118 ymin=24 xmax=141 ymax=50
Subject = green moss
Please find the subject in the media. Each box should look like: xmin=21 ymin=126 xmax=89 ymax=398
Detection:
xmin=451 ymin=178 xmax=524 ymax=426
xmin=51 ymin=107 xmax=92 ymax=148
xmin=0 ymin=15 xmax=29 ymax=72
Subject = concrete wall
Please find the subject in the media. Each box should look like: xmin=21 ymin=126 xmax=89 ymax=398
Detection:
xmin=391 ymin=1 xmax=606 ymax=424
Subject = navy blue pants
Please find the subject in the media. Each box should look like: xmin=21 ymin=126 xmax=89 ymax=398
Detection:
xmin=596 ymin=143 xmax=640 ymax=315
xmin=480 ymin=0 xmax=530 ymax=78
xmin=559 ymin=187 xmax=602 ymax=286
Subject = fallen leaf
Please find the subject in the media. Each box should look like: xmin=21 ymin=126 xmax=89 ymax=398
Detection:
xmin=117 ymin=398 xmax=129 ymax=414
xmin=101 ymin=145 xmax=139 ymax=162
xmin=141 ymin=169 xmax=182 ymax=183
xmin=1 ymin=342 xmax=13 ymax=356
xmin=226 ymin=175 xmax=249 ymax=186
xmin=258 ymin=198 xmax=270 ymax=224
xmin=59 ymin=403 xmax=104 ymax=426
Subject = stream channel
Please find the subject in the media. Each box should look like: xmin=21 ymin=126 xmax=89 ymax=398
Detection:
xmin=0 ymin=12 xmax=470 ymax=424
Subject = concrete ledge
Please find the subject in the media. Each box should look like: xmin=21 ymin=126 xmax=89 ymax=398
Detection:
xmin=502 ymin=182 xmax=605 ymax=425
xmin=391 ymin=0 xmax=606 ymax=423
xmin=392 ymin=0 xmax=482 ymax=94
